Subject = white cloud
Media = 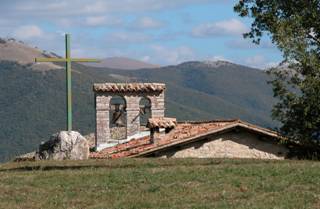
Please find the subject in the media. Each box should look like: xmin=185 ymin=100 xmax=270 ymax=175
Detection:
xmin=0 ymin=1 xmax=282 ymax=68
xmin=226 ymin=38 xmax=275 ymax=49
xmin=13 ymin=25 xmax=44 ymax=40
xmin=192 ymin=18 xmax=248 ymax=37
xmin=141 ymin=55 xmax=151 ymax=62
xmin=149 ymin=45 xmax=195 ymax=64
xmin=85 ymin=16 xmax=107 ymax=26
xmin=52 ymin=15 xmax=123 ymax=27
xmin=245 ymin=55 xmax=265 ymax=67
xmin=83 ymin=1 xmax=108 ymax=13
xmin=85 ymin=16 xmax=123 ymax=27
xmin=131 ymin=17 xmax=164 ymax=29
xmin=106 ymin=32 xmax=151 ymax=44
xmin=54 ymin=18 xmax=75 ymax=27
xmin=207 ymin=55 xmax=231 ymax=62
xmin=7 ymin=0 xmax=213 ymax=17
xmin=244 ymin=55 xmax=279 ymax=69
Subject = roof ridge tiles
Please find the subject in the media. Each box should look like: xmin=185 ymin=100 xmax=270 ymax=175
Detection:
xmin=177 ymin=119 xmax=240 ymax=124
xmin=93 ymin=83 xmax=166 ymax=93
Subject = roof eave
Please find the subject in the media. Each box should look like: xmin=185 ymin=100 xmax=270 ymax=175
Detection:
xmin=130 ymin=122 xmax=283 ymax=158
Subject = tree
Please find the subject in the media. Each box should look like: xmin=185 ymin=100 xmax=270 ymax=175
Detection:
xmin=234 ymin=1 xmax=320 ymax=146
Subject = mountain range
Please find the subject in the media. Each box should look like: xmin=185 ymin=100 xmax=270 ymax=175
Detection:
xmin=83 ymin=57 xmax=160 ymax=70
xmin=0 ymin=38 xmax=277 ymax=161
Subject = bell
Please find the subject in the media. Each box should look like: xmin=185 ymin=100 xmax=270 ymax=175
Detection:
xmin=140 ymin=107 xmax=146 ymax=115
xmin=140 ymin=103 xmax=151 ymax=115
xmin=115 ymin=103 xmax=120 ymax=111
xmin=120 ymin=104 xmax=127 ymax=112
xmin=114 ymin=105 xmax=127 ymax=126
xmin=116 ymin=117 xmax=125 ymax=127
xmin=113 ymin=111 xmax=125 ymax=126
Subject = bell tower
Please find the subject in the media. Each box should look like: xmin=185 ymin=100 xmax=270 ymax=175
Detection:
xmin=93 ymin=83 xmax=166 ymax=150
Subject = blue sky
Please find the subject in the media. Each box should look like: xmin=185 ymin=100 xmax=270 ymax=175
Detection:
xmin=0 ymin=0 xmax=283 ymax=68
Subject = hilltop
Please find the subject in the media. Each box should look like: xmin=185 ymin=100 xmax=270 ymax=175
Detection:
xmin=0 ymin=39 xmax=277 ymax=161
xmin=0 ymin=38 xmax=61 ymax=71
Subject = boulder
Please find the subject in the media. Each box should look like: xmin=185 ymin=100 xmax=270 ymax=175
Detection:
xmin=36 ymin=131 xmax=89 ymax=160
xmin=14 ymin=151 xmax=36 ymax=162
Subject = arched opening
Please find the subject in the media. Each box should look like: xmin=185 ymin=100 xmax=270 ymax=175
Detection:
xmin=139 ymin=97 xmax=152 ymax=128
xmin=109 ymin=96 xmax=127 ymax=140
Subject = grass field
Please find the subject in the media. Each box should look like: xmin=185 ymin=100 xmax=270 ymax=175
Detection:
xmin=1 ymin=159 xmax=320 ymax=209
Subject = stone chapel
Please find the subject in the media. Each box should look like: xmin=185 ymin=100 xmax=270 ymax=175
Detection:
xmin=91 ymin=82 xmax=289 ymax=159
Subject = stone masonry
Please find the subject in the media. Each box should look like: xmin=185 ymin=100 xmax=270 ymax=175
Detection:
xmin=154 ymin=131 xmax=288 ymax=159
xmin=93 ymin=83 xmax=165 ymax=148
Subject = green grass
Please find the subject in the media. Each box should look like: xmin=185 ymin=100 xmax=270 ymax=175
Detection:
xmin=1 ymin=159 xmax=320 ymax=209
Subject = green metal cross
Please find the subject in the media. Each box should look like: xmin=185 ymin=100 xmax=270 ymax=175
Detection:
xmin=35 ymin=34 xmax=99 ymax=132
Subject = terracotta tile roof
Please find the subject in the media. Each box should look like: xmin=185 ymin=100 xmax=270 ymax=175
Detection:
xmin=93 ymin=83 xmax=166 ymax=93
xmin=89 ymin=119 xmax=281 ymax=159
xmin=147 ymin=117 xmax=177 ymax=129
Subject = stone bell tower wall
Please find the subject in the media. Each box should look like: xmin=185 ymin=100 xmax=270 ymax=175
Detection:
xmin=95 ymin=94 xmax=111 ymax=146
xmin=93 ymin=83 xmax=165 ymax=148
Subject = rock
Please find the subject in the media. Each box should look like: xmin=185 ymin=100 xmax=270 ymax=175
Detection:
xmin=84 ymin=133 xmax=96 ymax=149
xmin=14 ymin=151 xmax=36 ymax=162
xmin=36 ymin=131 xmax=89 ymax=160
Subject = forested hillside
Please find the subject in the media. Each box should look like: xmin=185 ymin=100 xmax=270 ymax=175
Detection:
xmin=0 ymin=60 xmax=276 ymax=161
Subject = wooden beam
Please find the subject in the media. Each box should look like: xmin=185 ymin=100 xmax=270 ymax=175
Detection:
xmin=35 ymin=57 xmax=67 ymax=62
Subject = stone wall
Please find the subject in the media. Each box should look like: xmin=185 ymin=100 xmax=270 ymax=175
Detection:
xmin=95 ymin=94 xmax=111 ymax=146
xmin=95 ymin=90 xmax=165 ymax=147
xmin=149 ymin=91 xmax=165 ymax=118
xmin=154 ymin=130 xmax=289 ymax=159
xmin=110 ymin=127 xmax=127 ymax=140
xmin=125 ymin=94 xmax=141 ymax=137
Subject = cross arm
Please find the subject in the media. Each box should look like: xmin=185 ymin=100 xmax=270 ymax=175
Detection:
xmin=35 ymin=58 xmax=100 ymax=63
xmin=35 ymin=58 xmax=67 ymax=62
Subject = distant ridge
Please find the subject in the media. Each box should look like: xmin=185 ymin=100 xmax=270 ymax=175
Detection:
xmin=175 ymin=60 xmax=259 ymax=71
xmin=0 ymin=37 xmax=62 ymax=71
xmin=175 ymin=60 xmax=235 ymax=69
xmin=83 ymin=57 xmax=160 ymax=70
